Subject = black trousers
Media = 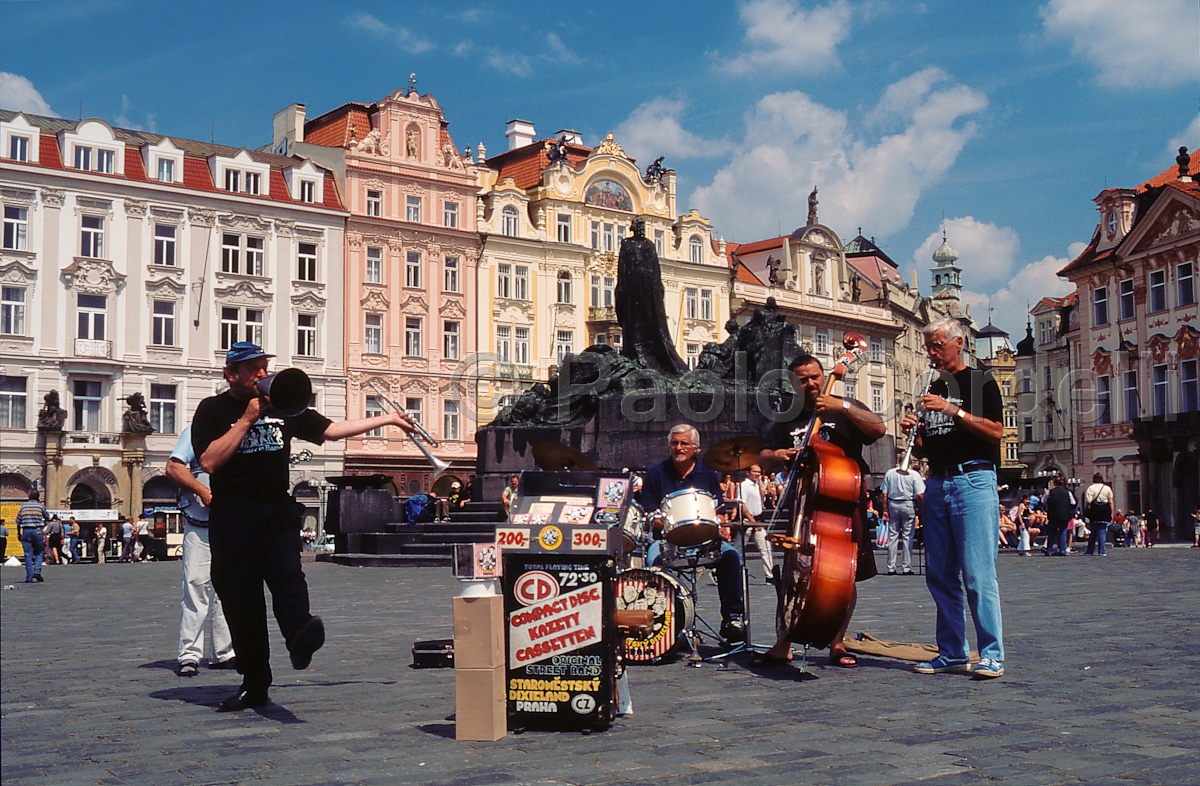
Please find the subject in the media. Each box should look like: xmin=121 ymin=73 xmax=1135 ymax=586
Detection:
xmin=209 ymin=493 xmax=312 ymax=692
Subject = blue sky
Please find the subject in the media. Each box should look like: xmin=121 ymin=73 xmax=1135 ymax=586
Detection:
xmin=2 ymin=0 xmax=1195 ymax=340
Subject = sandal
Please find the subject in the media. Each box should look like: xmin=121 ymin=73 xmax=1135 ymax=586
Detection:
xmin=749 ymin=651 xmax=792 ymax=667
xmin=829 ymin=648 xmax=858 ymax=668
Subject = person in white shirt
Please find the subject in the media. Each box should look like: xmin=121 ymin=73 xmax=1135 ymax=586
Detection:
xmin=880 ymin=466 xmax=926 ymax=575
xmin=1082 ymin=473 xmax=1115 ymax=556
xmin=738 ymin=465 xmax=774 ymax=583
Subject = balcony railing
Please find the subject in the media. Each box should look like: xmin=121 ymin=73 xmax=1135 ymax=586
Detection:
xmin=66 ymin=431 xmax=123 ymax=446
xmin=74 ymin=339 xmax=112 ymax=358
xmin=587 ymin=306 xmax=617 ymax=322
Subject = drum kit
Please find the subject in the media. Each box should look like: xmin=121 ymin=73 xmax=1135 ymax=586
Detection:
xmin=529 ymin=436 xmax=769 ymax=664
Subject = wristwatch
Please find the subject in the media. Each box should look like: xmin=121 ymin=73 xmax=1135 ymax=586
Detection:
xmin=842 ymin=399 xmax=851 ymax=410
xmin=953 ymin=407 xmax=966 ymax=419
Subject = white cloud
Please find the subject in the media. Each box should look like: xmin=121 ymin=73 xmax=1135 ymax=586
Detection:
xmin=613 ymin=98 xmax=734 ymax=162
xmin=962 ymin=252 xmax=1075 ymax=341
xmin=912 ymin=217 xmax=1019 ymax=288
xmin=114 ymin=94 xmax=155 ymax=132
xmin=1168 ymin=116 xmax=1200 ymax=157
xmin=346 ymin=12 xmax=434 ymax=54
xmin=0 ymin=72 xmax=56 ymax=116
xmin=546 ymin=33 xmax=581 ymax=65
xmin=690 ymin=72 xmax=987 ymax=241
xmin=722 ymin=0 xmax=852 ymax=75
xmin=1041 ymin=0 xmax=1194 ymax=88
xmin=486 ymin=50 xmax=533 ymax=77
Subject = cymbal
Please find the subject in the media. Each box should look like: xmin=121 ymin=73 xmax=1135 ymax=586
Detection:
xmin=703 ymin=435 xmax=764 ymax=473
xmin=531 ymin=441 xmax=598 ymax=472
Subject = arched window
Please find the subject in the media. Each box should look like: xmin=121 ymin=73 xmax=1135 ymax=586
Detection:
xmin=689 ymin=235 xmax=703 ymax=264
xmin=502 ymin=206 xmax=519 ymax=237
xmin=556 ymin=271 xmax=572 ymax=304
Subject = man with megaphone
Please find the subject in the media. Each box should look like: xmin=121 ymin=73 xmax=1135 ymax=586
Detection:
xmin=191 ymin=342 xmax=414 ymax=712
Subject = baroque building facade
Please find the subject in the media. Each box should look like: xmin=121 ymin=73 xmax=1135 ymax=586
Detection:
xmin=0 ymin=110 xmax=347 ymax=527
xmin=472 ymin=124 xmax=726 ymax=424
xmin=1014 ymin=294 xmax=1079 ymax=486
xmin=1058 ymin=150 xmax=1200 ymax=536
xmin=280 ymin=87 xmax=481 ymax=494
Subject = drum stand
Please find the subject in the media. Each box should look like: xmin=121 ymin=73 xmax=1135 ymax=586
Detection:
xmin=665 ymin=558 xmax=727 ymax=666
xmin=706 ymin=470 xmax=770 ymax=663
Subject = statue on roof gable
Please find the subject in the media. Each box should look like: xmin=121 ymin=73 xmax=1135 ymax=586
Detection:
xmin=545 ymin=136 xmax=569 ymax=165
xmin=643 ymin=156 xmax=666 ymax=186
xmin=807 ymin=186 xmax=819 ymax=226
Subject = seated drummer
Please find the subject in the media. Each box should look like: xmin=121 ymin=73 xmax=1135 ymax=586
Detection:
xmin=637 ymin=423 xmax=746 ymax=643
xmin=755 ymin=351 xmax=885 ymax=668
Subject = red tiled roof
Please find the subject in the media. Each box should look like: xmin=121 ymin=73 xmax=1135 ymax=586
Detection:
xmin=183 ymin=157 xmax=216 ymax=191
xmin=486 ymin=140 xmax=591 ymax=190
xmin=38 ymin=133 xmax=62 ymax=168
xmin=123 ymin=148 xmax=147 ymax=181
xmin=305 ymin=105 xmax=373 ymax=149
xmin=730 ymin=235 xmax=786 ymax=255
xmin=1057 ymin=233 xmax=1110 ymax=277
xmin=1141 ymin=149 xmax=1200 ymax=190
xmin=735 ymin=262 xmax=764 ymax=285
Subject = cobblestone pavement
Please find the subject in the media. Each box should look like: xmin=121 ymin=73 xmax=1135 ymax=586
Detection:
xmin=3 ymin=546 xmax=1198 ymax=786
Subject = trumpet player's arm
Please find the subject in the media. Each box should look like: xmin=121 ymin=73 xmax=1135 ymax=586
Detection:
xmin=323 ymin=411 xmax=415 ymax=441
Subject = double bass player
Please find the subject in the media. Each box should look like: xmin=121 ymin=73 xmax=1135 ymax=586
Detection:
xmin=754 ymin=351 xmax=885 ymax=667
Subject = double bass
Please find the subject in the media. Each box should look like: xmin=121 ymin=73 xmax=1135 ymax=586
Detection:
xmin=770 ymin=334 xmax=868 ymax=649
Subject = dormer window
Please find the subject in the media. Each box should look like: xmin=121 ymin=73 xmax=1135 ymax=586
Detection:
xmin=157 ymin=159 xmax=174 ymax=183
xmin=245 ymin=171 xmax=260 ymax=195
xmin=9 ymin=135 xmax=29 ymax=162
xmin=74 ymin=146 xmax=92 ymax=171
xmin=97 ymin=149 xmax=115 ymax=174
xmin=299 ymin=180 xmax=316 ymax=203
xmin=1 ymin=115 xmax=40 ymax=164
xmin=224 ymin=169 xmax=239 ymax=192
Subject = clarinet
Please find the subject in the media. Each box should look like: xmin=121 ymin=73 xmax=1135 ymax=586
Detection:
xmin=899 ymin=365 xmax=937 ymax=472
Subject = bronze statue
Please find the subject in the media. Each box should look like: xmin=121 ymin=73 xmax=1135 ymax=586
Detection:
xmin=807 ymin=186 xmax=819 ymax=226
xmin=614 ymin=216 xmax=687 ymax=377
xmin=37 ymin=390 xmax=67 ymax=432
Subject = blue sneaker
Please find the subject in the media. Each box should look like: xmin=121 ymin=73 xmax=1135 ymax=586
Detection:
xmin=913 ymin=655 xmax=972 ymax=674
xmin=972 ymin=658 xmax=1004 ymax=679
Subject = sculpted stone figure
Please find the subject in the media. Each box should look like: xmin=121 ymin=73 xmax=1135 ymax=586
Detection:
xmin=37 ymin=390 xmax=67 ymax=432
xmin=614 ymin=216 xmax=687 ymax=377
xmin=122 ymin=392 xmax=154 ymax=434
xmin=807 ymin=186 xmax=819 ymax=226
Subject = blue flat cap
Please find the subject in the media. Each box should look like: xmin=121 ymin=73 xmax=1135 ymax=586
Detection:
xmin=225 ymin=341 xmax=275 ymax=365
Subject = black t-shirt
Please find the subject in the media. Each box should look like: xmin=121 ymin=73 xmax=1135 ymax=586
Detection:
xmin=762 ymin=398 xmax=876 ymax=473
xmin=920 ymin=368 xmax=1002 ymax=468
xmin=191 ymin=391 xmax=331 ymax=497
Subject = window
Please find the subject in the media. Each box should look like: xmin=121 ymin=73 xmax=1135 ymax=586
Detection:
xmin=1126 ymin=480 xmax=1141 ymax=516
xmin=405 ymin=317 xmax=422 ymax=356
xmin=1122 ymin=370 xmax=1138 ymax=422
xmin=297 ymin=314 xmax=317 ymax=357
xmin=298 ymin=180 xmax=316 ymax=203
xmin=245 ymin=237 xmax=264 ymax=276
xmin=686 ymin=343 xmax=699 ymax=369
xmin=1119 ymin=279 xmax=1135 ymax=320
xmin=1153 ymin=364 xmax=1169 ymax=417
xmin=1004 ymin=409 xmax=1017 ymax=429
xmin=74 ymin=146 xmax=91 ymax=171
xmin=0 ymin=376 xmax=26 ymax=428
xmin=72 ymin=380 xmax=101 ymax=431
xmin=603 ymin=277 xmax=615 ymax=307
xmin=297 ymin=242 xmax=318 ymax=282
xmin=443 ymin=401 xmax=460 ymax=441
xmin=96 ymin=149 xmax=114 ymax=174
xmin=1023 ymin=418 xmax=1034 ymax=442
xmin=406 ymin=195 xmax=421 ymax=223
xmin=364 ymin=396 xmax=384 ymax=437
xmin=1044 ymin=365 xmax=1052 ymax=391
xmin=366 ymin=190 xmax=381 ymax=217
xmin=1182 ymin=359 xmax=1199 ymax=413
xmin=1044 ymin=415 xmax=1054 ymax=441
xmin=1178 ymin=262 xmax=1196 ymax=308
xmin=154 ymin=224 xmax=176 ymax=266
xmin=404 ymin=251 xmax=422 ymax=288
xmin=149 ymin=384 xmax=176 ymax=433
xmin=77 ymin=294 xmax=106 ymax=340
xmin=1149 ymin=269 xmax=1166 ymax=312
xmin=700 ymin=289 xmax=713 ymax=321
xmin=1006 ymin=443 xmax=1018 ymax=463
xmin=221 ymin=233 xmax=240 ymax=274
xmin=443 ymin=321 xmax=459 ymax=360
xmin=444 ymin=257 xmax=459 ymax=292
xmin=219 ymin=307 xmax=262 ymax=349
xmin=689 ymin=235 xmax=703 ymax=264
xmin=617 ymin=224 xmax=626 ymax=246
xmin=502 ymin=206 xmax=519 ymax=237
xmin=365 ymin=247 xmax=382 ymax=284
xmin=157 ymin=158 xmax=174 ymax=183
xmin=3 ymin=205 xmax=28 ymax=250
xmin=1093 ymin=286 xmax=1108 ymax=326
xmin=151 ymin=300 xmax=175 ymax=346
xmin=514 ymin=266 xmax=529 ymax=300
xmin=80 ymin=215 xmax=104 ymax=258
xmin=590 ymin=276 xmax=600 ymax=307
xmin=405 ymin=398 xmax=423 ymax=426
xmin=1020 ymin=369 xmax=1032 ymax=394
xmin=556 ymin=213 xmax=571 ymax=243
xmin=1002 ymin=379 xmax=1012 ymax=397
xmin=1 ymin=286 xmax=25 ymax=335
xmin=9 ymin=135 xmax=29 ymax=162
xmin=515 ymin=327 xmax=530 ymax=365
xmin=603 ymin=224 xmax=615 ymax=253
xmin=364 ymin=314 xmax=382 ymax=355
xmin=1039 ymin=320 xmax=1053 ymax=345
xmin=685 ymin=288 xmax=697 ymax=319
xmin=871 ymin=385 xmax=884 ymax=414
xmin=495 ymin=326 xmax=511 ymax=362
xmin=244 ymin=171 xmax=261 ymax=195
xmin=444 ymin=202 xmax=458 ymax=228
xmin=654 ymin=230 xmax=665 ymax=257
xmin=590 ymin=221 xmax=600 ymax=250
xmin=556 ymin=330 xmax=573 ymax=363
xmin=557 ymin=272 xmax=572 ymax=304
xmin=221 ymin=234 xmax=264 ymax=276
xmin=815 ymin=330 xmax=829 ymax=355
xmin=497 ymin=264 xmax=511 ymax=299
xmin=1097 ymin=375 xmax=1111 ymax=426
xmin=869 ymin=338 xmax=884 ymax=364
xmin=224 ymin=169 xmax=239 ymax=192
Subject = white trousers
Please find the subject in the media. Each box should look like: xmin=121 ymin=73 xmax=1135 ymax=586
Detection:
xmin=178 ymin=522 xmax=234 ymax=664
xmin=750 ymin=526 xmax=774 ymax=574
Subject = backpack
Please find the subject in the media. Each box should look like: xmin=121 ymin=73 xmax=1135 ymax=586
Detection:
xmin=404 ymin=494 xmax=434 ymax=524
xmin=1084 ymin=487 xmax=1112 ymax=522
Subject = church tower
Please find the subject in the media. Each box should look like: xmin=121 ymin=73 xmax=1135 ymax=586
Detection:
xmin=930 ymin=228 xmax=962 ymax=300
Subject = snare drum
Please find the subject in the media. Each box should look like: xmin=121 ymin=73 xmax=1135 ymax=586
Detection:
xmin=660 ymin=489 xmax=720 ymax=546
xmin=620 ymin=501 xmax=649 ymax=554
xmin=616 ymin=568 xmax=694 ymax=662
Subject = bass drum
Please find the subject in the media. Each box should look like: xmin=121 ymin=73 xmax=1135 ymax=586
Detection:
xmin=615 ymin=568 xmax=694 ymax=663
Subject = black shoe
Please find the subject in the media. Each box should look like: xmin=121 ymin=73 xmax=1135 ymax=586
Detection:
xmin=887 ymin=570 xmax=896 ymax=575
xmin=208 ymin=657 xmax=238 ymax=670
xmin=720 ymin=615 xmax=746 ymax=643
xmin=177 ymin=661 xmax=199 ymax=677
xmin=289 ymin=615 xmax=325 ymax=670
xmin=902 ymin=570 xmax=915 ymax=575
xmin=216 ymin=688 xmax=269 ymax=712
xmin=33 ymin=574 xmax=43 ymax=582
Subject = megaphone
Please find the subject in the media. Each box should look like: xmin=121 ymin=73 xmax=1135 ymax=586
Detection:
xmin=256 ymin=368 xmax=312 ymax=417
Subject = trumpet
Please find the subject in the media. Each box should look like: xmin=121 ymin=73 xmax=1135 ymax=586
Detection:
xmin=898 ymin=364 xmax=937 ymax=473
xmin=367 ymin=380 xmax=450 ymax=479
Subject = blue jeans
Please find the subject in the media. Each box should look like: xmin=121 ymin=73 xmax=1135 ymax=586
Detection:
xmin=922 ymin=470 xmax=1004 ymax=664
xmin=20 ymin=530 xmax=45 ymax=581
xmin=1047 ymin=519 xmax=1070 ymax=555
xmin=647 ymin=538 xmax=744 ymax=620
xmin=1086 ymin=521 xmax=1109 ymax=555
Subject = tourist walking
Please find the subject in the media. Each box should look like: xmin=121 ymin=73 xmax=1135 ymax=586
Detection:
xmin=1082 ymin=474 xmax=1114 ymax=556
xmin=17 ymin=490 xmax=49 ymax=583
